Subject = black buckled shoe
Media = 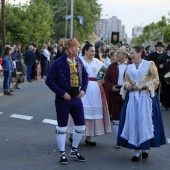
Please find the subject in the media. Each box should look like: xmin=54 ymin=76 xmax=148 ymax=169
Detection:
xmin=142 ymin=152 xmax=149 ymax=159
xmin=69 ymin=151 xmax=86 ymax=162
xmin=85 ymin=139 xmax=96 ymax=146
xmin=131 ymin=154 xmax=141 ymax=162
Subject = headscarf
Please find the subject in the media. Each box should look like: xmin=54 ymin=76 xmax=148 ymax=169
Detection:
xmin=64 ymin=37 xmax=80 ymax=57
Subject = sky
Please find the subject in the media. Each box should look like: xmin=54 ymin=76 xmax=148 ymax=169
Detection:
xmin=9 ymin=0 xmax=170 ymax=38
xmin=98 ymin=0 xmax=170 ymax=38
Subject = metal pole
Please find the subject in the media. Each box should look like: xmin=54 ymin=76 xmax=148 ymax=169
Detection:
xmin=65 ymin=0 xmax=68 ymax=38
xmin=70 ymin=0 xmax=73 ymax=38
xmin=1 ymin=0 xmax=6 ymax=52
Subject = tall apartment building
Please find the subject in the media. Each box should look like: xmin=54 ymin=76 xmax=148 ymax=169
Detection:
xmin=96 ymin=18 xmax=109 ymax=39
xmin=132 ymin=25 xmax=143 ymax=39
xmin=96 ymin=16 xmax=127 ymax=45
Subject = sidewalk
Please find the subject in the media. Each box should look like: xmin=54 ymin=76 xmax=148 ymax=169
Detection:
xmin=0 ymin=73 xmax=45 ymax=97
xmin=0 ymin=73 xmax=4 ymax=96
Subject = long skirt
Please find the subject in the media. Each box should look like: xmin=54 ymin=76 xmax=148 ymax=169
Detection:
xmin=67 ymin=84 xmax=111 ymax=136
xmin=117 ymin=92 xmax=166 ymax=150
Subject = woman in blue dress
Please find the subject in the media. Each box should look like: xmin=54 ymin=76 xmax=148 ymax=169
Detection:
xmin=117 ymin=45 xmax=166 ymax=161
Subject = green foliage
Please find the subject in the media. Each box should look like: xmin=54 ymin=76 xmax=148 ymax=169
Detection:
xmin=131 ymin=16 xmax=170 ymax=46
xmin=0 ymin=0 xmax=101 ymax=50
xmin=45 ymin=0 xmax=102 ymax=43
xmin=0 ymin=0 xmax=53 ymax=51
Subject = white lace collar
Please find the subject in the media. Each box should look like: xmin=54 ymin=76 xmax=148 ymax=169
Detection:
xmin=127 ymin=60 xmax=151 ymax=84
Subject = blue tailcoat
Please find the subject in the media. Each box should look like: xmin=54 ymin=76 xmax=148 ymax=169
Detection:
xmin=45 ymin=53 xmax=89 ymax=97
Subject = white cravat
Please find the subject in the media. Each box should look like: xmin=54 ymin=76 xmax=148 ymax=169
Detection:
xmin=117 ymin=61 xmax=127 ymax=86
xmin=156 ymin=51 xmax=162 ymax=54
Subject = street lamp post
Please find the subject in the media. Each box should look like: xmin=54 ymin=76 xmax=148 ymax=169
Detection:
xmin=70 ymin=0 xmax=73 ymax=38
xmin=65 ymin=0 xmax=68 ymax=38
xmin=1 ymin=0 xmax=6 ymax=52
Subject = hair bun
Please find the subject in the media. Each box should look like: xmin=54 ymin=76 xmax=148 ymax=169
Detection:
xmin=85 ymin=41 xmax=90 ymax=44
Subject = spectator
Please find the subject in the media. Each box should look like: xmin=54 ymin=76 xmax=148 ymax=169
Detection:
xmin=3 ymin=46 xmax=14 ymax=95
xmin=55 ymin=44 xmax=64 ymax=60
xmin=40 ymin=49 xmax=47 ymax=79
xmin=24 ymin=45 xmax=34 ymax=82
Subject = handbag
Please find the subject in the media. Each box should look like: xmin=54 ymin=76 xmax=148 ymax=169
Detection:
xmin=16 ymin=71 xmax=25 ymax=83
xmin=12 ymin=68 xmax=17 ymax=77
xmin=17 ymin=74 xmax=25 ymax=83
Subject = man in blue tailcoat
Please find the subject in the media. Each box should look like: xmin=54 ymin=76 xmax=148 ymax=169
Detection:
xmin=45 ymin=37 xmax=88 ymax=165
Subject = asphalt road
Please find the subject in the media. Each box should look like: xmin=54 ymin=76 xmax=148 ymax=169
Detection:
xmin=0 ymin=77 xmax=170 ymax=170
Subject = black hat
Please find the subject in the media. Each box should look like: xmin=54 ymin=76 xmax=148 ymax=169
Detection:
xmin=145 ymin=45 xmax=151 ymax=50
xmin=95 ymin=40 xmax=105 ymax=48
xmin=165 ymin=44 xmax=170 ymax=50
xmin=155 ymin=41 xmax=165 ymax=47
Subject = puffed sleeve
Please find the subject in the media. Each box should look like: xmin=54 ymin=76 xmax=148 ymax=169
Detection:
xmin=150 ymin=61 xmax=159 ymax=88
xmin=146 ymin=61 xmax=159 ymax=97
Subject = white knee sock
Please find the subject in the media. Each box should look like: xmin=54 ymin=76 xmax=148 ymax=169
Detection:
xmin=72 ymin=130 xmax=83 ymax=148
xmin=113 ymin=120 xmax=119 ymax=138
xmin=56 ymin=133 xmax=66 ymax=152
xmin=142 ymin=150 xmax=149 ymax=153
xmin=134 ymin=150 xmax=141 ymax=157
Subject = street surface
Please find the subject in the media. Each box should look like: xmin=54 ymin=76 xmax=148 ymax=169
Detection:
xmin=0 ymin=74 xmax=170 ymax=170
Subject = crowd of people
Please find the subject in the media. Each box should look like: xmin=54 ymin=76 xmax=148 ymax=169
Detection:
xmin=0 ymin=37 xmax=169 ymax=165
xmin=45 ymin=37 xmax=168 ymax=164
xmin=0 ymin=38 xmax=65 ymax=95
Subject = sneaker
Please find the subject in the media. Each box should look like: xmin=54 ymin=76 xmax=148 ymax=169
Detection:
xmin=60 ymin=155 xmax=68 ymax=165
xmin=69 ymin=151 xmax=86 ymax=162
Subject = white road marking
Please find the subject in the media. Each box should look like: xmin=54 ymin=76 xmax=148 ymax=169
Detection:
xmin=0 ymin=112 xmax=3 ymax=115
xmin=10 ymin=114 xmax=33 ymax=120
xmin=42 ymin=119 xmax=58 ymax=126
xmin=167 ymin=138 xmax=170 ymax=144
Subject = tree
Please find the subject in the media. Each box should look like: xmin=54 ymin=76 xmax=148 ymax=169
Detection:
xmin=0 ymin=0 xmax=54 ymax=51
xmin=45 ymin=0 xmax=102 ymax=43
xmin=0 ymin=0 xmax=101 ymax=50
xmin=131 ymin=16 xmax=170 ymax=46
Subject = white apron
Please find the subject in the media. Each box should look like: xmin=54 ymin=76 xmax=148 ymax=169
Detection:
xmin=120 ymin=60 xmax=154 ymax=147
xmin=80 ymin=57 xmax=104 ymax=119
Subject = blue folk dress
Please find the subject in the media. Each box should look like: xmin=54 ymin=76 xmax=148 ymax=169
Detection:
xmin=117 ymin=60 xmax=166 ymax=150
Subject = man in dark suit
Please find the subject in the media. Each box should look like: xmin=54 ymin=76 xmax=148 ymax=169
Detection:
xmin=46 ymin=37 xmax=88 ymax=164
xmin=145 ymin=45 xmax=153 ymax=60
xmin=158 ymin=44 xmax=170 ymax=110
xmin=24 ymin=45 xmax=34 ymax=82
xmin=149 ymin=42 xmax=164 ymax=78
xmin=149 ymin=42 xmax=165 ymax=95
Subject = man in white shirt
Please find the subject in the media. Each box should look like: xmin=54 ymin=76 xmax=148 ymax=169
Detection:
xmin=43 ymin=44 xmax=51 ymax=72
